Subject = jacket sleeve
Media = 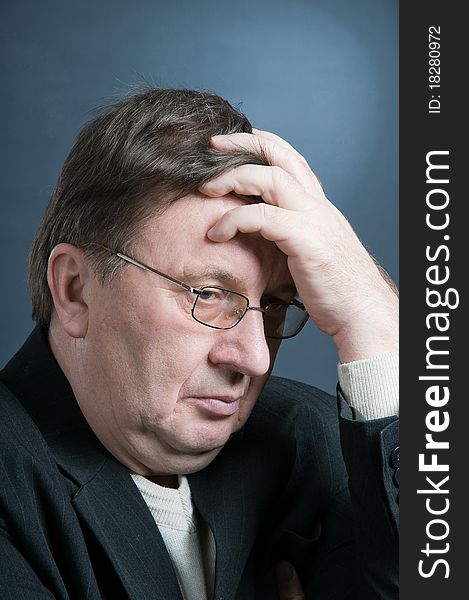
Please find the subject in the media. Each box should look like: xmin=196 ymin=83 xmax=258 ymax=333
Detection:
xmin=336 ymin=387 xmax=399 ymax=598
xmin=270 ymin=379 xmax=399 ymax=599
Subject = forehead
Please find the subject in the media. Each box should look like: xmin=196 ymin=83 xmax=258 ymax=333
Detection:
xmin=139 ymin=194 xmax=291 ymax=292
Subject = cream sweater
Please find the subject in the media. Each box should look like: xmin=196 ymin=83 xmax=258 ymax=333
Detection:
xmin=130 ymin=473 xmax=216 ymax=600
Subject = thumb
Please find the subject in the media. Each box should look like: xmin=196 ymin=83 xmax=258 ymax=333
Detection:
xmin=275 ymin=560 xmax=305 ymax=600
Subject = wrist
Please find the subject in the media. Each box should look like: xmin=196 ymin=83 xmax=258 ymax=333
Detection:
xmin=333 ymin=309 xmax=399 ymax=363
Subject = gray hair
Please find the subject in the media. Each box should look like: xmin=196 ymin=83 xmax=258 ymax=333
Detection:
xmin=28 ymin=87 xmax=269 ymax=327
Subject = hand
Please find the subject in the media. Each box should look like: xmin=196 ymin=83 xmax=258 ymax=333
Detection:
xmin=199 ymin=130 xmax=398 ymax=363
xmin=276 ymin=561 xmax=305 ymax=600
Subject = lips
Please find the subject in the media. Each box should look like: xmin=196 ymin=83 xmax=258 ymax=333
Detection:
xmin=192 ymin=395 xmax=242 ymax=417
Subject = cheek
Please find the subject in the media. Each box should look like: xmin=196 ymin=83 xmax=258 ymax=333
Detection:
xmin=89 ymin=292 xmax=211 ymax=418
xmin=123 ymin=330 xmax=209 ymax=421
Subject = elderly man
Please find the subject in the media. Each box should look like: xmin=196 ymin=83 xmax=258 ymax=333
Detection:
xmin=0 ymin=88 xmax=399 ymax=599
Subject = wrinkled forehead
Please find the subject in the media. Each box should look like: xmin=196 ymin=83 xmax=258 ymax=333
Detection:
xmin=139 ymin=194 xmax=292 ymax=293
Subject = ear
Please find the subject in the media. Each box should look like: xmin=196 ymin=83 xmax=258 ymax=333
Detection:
xmin=47 ymin=243 xmax=91 ymax=338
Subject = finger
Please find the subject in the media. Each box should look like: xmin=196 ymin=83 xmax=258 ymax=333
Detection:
xmin=252 ymin=129 xmax=325 ymax=190
xmin=206 ymin=203 xmax=308 ymax=264
xmin=275 ymin=561 xmax=305 ymax=600
xmin=207 ymin=203 xmax=288 ymax=242
xmin=210 ymin=132 xmax=317 ymax=192
xmin=252 ymin=128 xmax=304 ymax=158
xmin=200 ymin=164 xmax=312 ymax=212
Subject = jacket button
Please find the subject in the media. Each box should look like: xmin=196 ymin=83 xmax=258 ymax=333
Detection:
xmin=390 ymin=446 xmax=399 ymax=468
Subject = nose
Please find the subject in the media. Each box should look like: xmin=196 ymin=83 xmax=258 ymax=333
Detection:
xmin=208 ymin=309 xmax=272 ymax=377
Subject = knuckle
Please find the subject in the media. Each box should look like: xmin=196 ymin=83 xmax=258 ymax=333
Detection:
xmin=270 ymin=165 xmax=292 ymax=189
xmin=257 ymin=201 xmax=270 ymax=222
xmin=282 ymin=146 xmax=310 ymax=175
xmin=284 ymin=151 xmax=301 ymax=172
xmin=227 ymin=206 xmax=241 ymax=224
xmin=297 ymin=153 xmax=310 ymax=171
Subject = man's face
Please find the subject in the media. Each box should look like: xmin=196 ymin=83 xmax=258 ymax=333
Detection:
xmin=77 ymin=195 xmax=293 ymax=476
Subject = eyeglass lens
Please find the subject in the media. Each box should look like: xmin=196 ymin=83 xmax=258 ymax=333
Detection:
xmin=193 ymin=288 xmax=248 ymax=329
xmin=192 ymin=287 xmax=307 ymax=339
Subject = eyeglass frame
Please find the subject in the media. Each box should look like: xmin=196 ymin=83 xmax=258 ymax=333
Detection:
xmin=92 ymin=244 xmax=309 ymax=340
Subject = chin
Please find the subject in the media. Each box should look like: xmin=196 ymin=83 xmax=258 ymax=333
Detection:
xmin=169 ymin=418 xmax=238 ymax=458
xmin=159 ymin=443 xmax=225 ymax=476
xmin=181 ymin=429 xmax=232 ymax=455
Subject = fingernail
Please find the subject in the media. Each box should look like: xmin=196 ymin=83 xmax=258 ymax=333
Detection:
xmin=207 ymin=225 xmax=222 ymax=241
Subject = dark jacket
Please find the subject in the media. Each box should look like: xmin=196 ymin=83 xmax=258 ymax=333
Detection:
xmin=0 ymin=328 xmax=399 ymax=599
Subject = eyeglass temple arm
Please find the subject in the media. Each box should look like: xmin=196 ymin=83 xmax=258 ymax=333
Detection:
xmin=114 ymin=252 xmax=202 ymax=294
xmin=248 ymin=300 xmax=306 ymax=315
xmin=89 ymin=244 xmax=306 ymax=310
xmin=89 ymin=243 xmax=201 ymax=295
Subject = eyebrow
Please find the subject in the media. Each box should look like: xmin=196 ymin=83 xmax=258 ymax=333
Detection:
xmin=182 ymin=264 xmax=298 ymax=297
xmin=182 ymin=265 xmax=247 ymax=289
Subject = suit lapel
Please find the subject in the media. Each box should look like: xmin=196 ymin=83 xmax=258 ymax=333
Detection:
xmin=71 ymin=457 xmax=183 ymax=600
xmin=190 ymin=462 xmax=249 ymax=600
xmin=189 ymin=425 xmax=283 ymax=600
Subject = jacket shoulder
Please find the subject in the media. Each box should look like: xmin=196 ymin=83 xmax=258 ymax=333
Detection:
xmin=0 ymin=381 xmax=53 ymax=464
xmin=255 ymin=375 xmax=340 ymax=427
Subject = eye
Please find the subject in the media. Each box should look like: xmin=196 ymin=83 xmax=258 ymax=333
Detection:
xmin=198 ymin=289 xmax=216 ymax=301
xmin=197 ymin=288 xmax=227 ymax=304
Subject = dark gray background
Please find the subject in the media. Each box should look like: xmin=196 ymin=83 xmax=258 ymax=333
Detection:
xmin=0 ymin=0 xmax=398 ymax=393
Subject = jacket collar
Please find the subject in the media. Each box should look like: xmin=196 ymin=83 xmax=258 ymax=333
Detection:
xmin=1 ymin=326 xmax=109 ymax=483
xmin=1 ymin=327 xmax=279 ymax=600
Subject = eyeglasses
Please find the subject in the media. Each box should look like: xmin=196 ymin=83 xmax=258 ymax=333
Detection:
xmin=97 ymin=246 xmax=309 ymax=340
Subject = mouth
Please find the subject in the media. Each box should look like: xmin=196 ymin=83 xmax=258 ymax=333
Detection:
xmin=191 ymin=395 xmax=242 ymax=417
